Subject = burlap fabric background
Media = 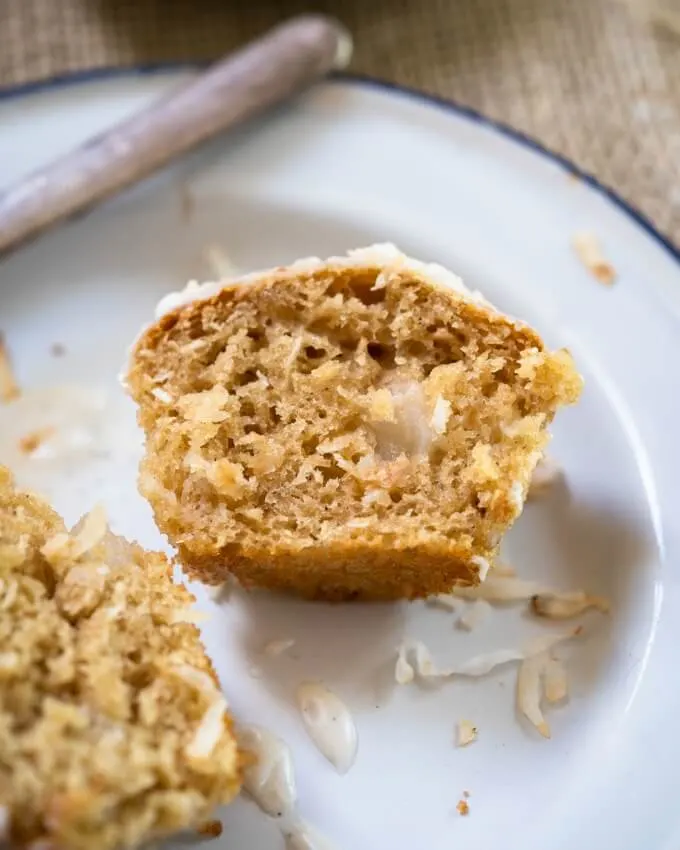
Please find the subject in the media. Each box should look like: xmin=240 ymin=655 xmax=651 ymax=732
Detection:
xmin=1 ymin=0 xmax=679 ymax=245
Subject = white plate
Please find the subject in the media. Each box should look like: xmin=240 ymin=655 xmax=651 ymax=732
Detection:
xmin=0 ymin=70 xmax=679 ymax=850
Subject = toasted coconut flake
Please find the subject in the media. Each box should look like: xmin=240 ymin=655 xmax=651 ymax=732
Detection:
xmin=530 ymin=590 xmax=609 ymax=619
xmin=517 ymin=652 xmax=551 ymax=738
xmin=394 ymin=643 xmax=415 ymax=685
xmin=544 ymin=657 xmax=568 ymax=703
xmin=452 ymin=575 xmax=545 ymax=603
xmin=405 ymin=628 xmax=580 ymax=683
xmin=456 ymin=719 xmax=478 ymax=747
xmin=572 ymin=231 xmax=617 ymax=285
xmin=367 ymin=388 xmax=396 ymax=423
xmin=0 ymin=334 xmax=20 ymax=402
xmin=264 ymin=638 xmax=296 ymax=658
xmin=207 ymin=459 xmax=248 ymax=501
xmin=528 ymin=455 xmax=563 ymax=499
xmin=457 ymin=598 xmax=492 ymax=631
xmin=173 ymin=665 xmax=227 ymax=761
xmin=41 ymin=504 xmax=108 ymax=567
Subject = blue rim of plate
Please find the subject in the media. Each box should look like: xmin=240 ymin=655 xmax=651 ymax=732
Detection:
xmin=0 ymin=63 xmax=678 ymax=264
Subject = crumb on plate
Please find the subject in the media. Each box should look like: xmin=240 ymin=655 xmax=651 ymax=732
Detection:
xmin=18 ymin=427 xmax=55 ymax=456
xmin=571 ymin=231 xmax=617 ymax=285
xmin=456 ymin=719 xmax=478 ymax=747
xmin=197 ymin=820 xmax=223 ymax=839
xmin=457 ymin=799 xmax=470 ymax=816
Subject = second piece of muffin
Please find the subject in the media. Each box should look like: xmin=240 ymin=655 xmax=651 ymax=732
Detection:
xmin=0 ymin=468 xmax=241 ymax=850
xmin=127 ymin=245 xmax=582 ymax=601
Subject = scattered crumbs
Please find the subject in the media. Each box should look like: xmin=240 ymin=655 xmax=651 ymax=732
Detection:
xmin=457 ymin=799 xmax=470 ymax=817
xmin=18 ymin=427 xmax=55 ymax=455
xmin=50 ymin=343 xmax=66 ymax=357
xmin=0 ymin=333 xmax=20 ymax=402
xmin=197 ymin=820 xmax=223 ymax=839
xmin=456 ymin=719 xmax=478 ymax=747
xmin=571 ymin=231 xmax=617 ymax=285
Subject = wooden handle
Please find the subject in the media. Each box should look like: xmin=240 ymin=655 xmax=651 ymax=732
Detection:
xmin=0 ymin=15 xmax=352 ymax=257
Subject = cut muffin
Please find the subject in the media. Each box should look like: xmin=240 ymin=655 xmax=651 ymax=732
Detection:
xmin=127 ymin=245 xmax=582 ymax=601
xmin=0 ymin=467 xmax=240 ymax=850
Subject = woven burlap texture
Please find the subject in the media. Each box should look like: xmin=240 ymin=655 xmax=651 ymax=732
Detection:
xmin=1 ymin=0 xmax=679 ymax=245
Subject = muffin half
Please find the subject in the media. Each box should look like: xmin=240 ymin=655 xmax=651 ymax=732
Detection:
xmin=127 ymin=245 xmax=582 ymax=600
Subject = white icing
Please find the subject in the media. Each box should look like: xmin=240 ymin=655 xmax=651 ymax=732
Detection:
xmin=151 ymin=244 xmax=493 ymax=320
xmin=295 ymin=682 xmax=358 ymax=774
xmin=236 ymin=724 xmax=297 ymax=818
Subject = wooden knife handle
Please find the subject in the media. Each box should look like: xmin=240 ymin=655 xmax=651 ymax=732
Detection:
xmin=0 ymin=15 xmax=352 ymax=256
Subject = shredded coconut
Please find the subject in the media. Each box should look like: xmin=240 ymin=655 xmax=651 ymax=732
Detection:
xmin=517 ymin=652 xmax=551 ymax=738
xmin=530 ymin=590 xmax=609 ymax=619
xmin=453 ymin=575 xmax=545 ymax=603
xmin=543 ymin=657 xmax=568 ymax=703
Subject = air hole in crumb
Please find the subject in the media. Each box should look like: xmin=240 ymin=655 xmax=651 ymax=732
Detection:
xmin=389 ymin=490 xmax=403 ymax=503
xmin=235 ymin=369 xmax=258 ymax=386
xmin=244 ymin=423 xmax=263 ymax=435
xmin=318 ymin=410 xmax=328 ymax=419
xmin=367 ymin=342 xmax=396 ymax=368
xmin=430 ymin=447 xmax=446 ymax=466
xmin=269 ymin=406 xmax=281 ymax=425
xmin=326 ymin=273 xmax=386 ymax=305
xmin=305 ymin=345 xmax=327 ymax=360
xmin=405 ymin=340 xmax=428 ymax=357
xmin=320 ymin=463 xmax=345 ymax=483
xmin=240 ymin=400 xmax=256 ymax=417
